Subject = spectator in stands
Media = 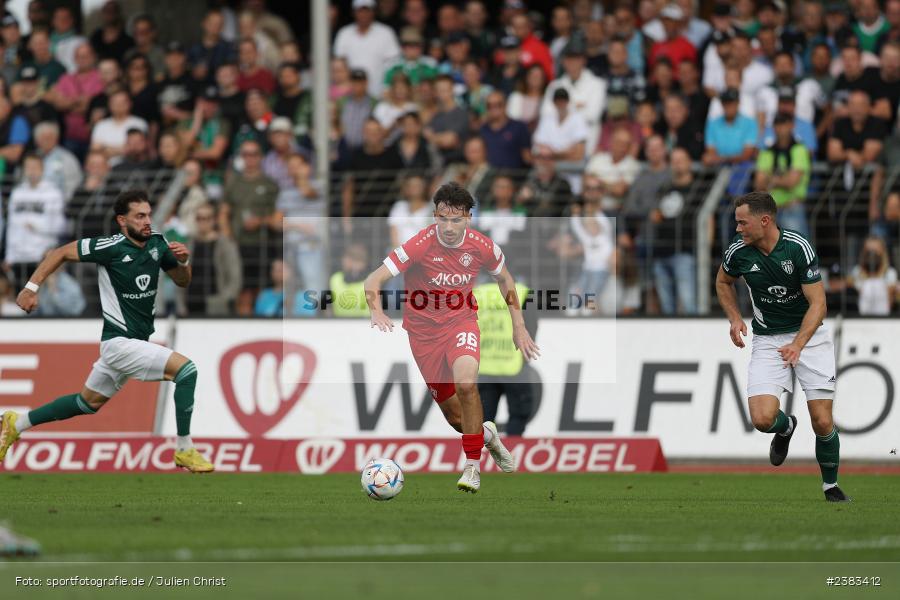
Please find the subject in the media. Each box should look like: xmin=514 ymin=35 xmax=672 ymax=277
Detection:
xmin=728 ymin=32 xmax=773 ymax=98
xmin=853 ymin=0 xmax=890 ymax=53
xmin=278 ymin=153 xmax=326 ymax=297
xmin=755 ymin=112 xmax=812 ymax=237
xmin=597 ymin=97 xmax=641 ymax=157
xmin=389 ymin=110 xmax=438 ymax=169
xmin=229 ymin=88 xmax=274 ymax=156
xmin=154 ymin=131 xmax=186 ymax=170
xmin=89 ymin=1 xmax=133 ymax=63
xmin=425 ymin=74 xmax=469 ymax=165
xmin=645 ymin=57 xmax=678 ymax=109
xmin=549 ymin=5 xmax=576 ymax=65
xmin=341 ymin=118 xmax=402 ymax=220
xmin=612 ymin=4 xmax=645 ymax=75
xmin=329 ymin=243 xmax=371 ymax=317
xmin=111 ymin=128 xmax=152 ymax=175
xmin=625 ymin=135 xmax=671 ymax=238
xmin=703 ymin=88 xmax=757 ymax=168
xmin=13 ymin=65 xmax=58 ymax=129
xmin=49 ymin=6 xmax=86 ymax=74
xmin=272 ymin=62 xmax=310 ymax=138
xmin=849 ymin=236 xmax=898 ymax=315
xmin=22 ymin=29 xmax=64 ymax=89
xmin=124 ymin=15 xmax=165 ymax=78
xmin=873 ymin=42 xmax=900 ymax=131
xmin=384 ymin=27 xmax=437 ymax=88
xmin=333 ymin=0 xmax=400 ymax=97
xmin=45 ymin=42 xmax=101 ymax=159
xmin=507 ymin=64 xmax=547 ymax=131
xmin=185 ymin=202 xmax=242 ymax=316
xmin=90 ymin=89 xmax=148 ymax=166
xmin=652 ymin=146 xmax=699 ymax=315
xmin=534 ymin=88 xmax=588 ymax=163
xmin=237 ymin=38 xmax=275 ymax=94
xmin=339 ymin=69 xmax=375 ymax=151
xmin=123 ymin=54 xmax=160 ymax=143
xmin=1 ymin=16 xmax=26 ymax=86
xmin=510 ymin=12 xmax=554 ymax=80
xmin=254 ymin=258 xmax=287 ymax=317
xmin=244 ymin=0 xmax=294 ymax=47
xmin=585 ymin=128 xmax=640 ymax=215
xmin=758 ymin=87 xmax=819 ymax=154
xmin=659 ymin=94 xmax=704 ymax=160
xmin=828 ymin=90 xmax=886 ymax=172
xmin=463 ymin=1 xmax=496 ymax=61
xmin=215 ymin=62 xmax=246 ymax=135
xmin=732 ymin=0 xmax=760 ymax=35
xmin=569 ymin=190 xmax=614 ymax=315
xmin=677 ymin=58 xmax=708 ymax=128
xmin=34 ymin=250 xmax=86 ymax=316
xmin=477 ymin=174 xmax=527 ymax=246
xmin=438 ymin=30 xmax=471 ymax=85
xmin=388 ymin=174 xmax=432 ymax=247
xmin=446 ymin=136 xmax=495 ymax=208
xmin=374 ymin=72 xmax=417 ymax=141
xmin=165 ymin=158 xmax=208 ymax=236
xmin=401 ymin=0 xmax=435 ymax=44
xmin=220 ymin=139 xmax=281 ymax=312
xmin=648 ymin=4 xmax=698 ymax=76
xmin=330 ymin=56 xmax=352 ymax=101
xmin=238 ymin=10 xmax=279 ymax=73
xmin=189 ymin=9 xmax=237 ymax=85
xmin=180 ymin=85 xmax=230 ymax=172
xmin=603 ymin=38 xmax=647 ymax=106
xmin=262 ymin=116 xmax=298 ymax=190
xmin=757 ymin=52 xmax=821 ymax=127
xmin=542 ymin=41 xmax=605 ymax=154
xmin=886 ymin=0 xmax=900 ymax=46
xmin=832 ymin=44 xmax=880 ymax=118
xmin=460 ymin=60 xmax=492 ymax=117
xmin=702 ymin=29 xmax=732 ymax=96
xmin=3 ymin=155 xmax=64 ymax=285
xmin=491 ymin=35 xmax=525 ymax=97
xmin=479 ymin=90 xmax=531 ymax=170
xmin=66 ymin=151 xmax=112 ymax=238
xmin=34 ymin=121 xmax=81 ymax=200
xmin=159 ymin=42 xmax=197 ymax=128
xmin=0 ymin=96 xmax=31 ymax=174
xmin=86 ymin=58 xmax=121 ymax=128
xmin=517 ymin=145 xmax=573 ymax=218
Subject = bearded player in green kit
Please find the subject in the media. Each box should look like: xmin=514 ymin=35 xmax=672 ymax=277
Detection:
xmin=716 ymin=191 xmax=849 ymax=502
xmin=0 ymin=190 xmax=214 ymax=473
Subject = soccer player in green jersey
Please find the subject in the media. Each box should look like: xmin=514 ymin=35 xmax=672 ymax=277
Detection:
xmin=0 ymin=190 xmax=214 ymax=473
xmin=716 ymin=192 xmax=849 ymax=502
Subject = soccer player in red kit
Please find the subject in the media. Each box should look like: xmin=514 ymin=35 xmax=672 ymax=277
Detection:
xmin=364 ymin=182 xmax=540 ymax=493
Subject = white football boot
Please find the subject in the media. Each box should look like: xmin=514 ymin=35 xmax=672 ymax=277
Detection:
xmin=457 ymin=463 xmax=481 ymax=493
xmin=483 ymin=421 xmax=516 ymax=473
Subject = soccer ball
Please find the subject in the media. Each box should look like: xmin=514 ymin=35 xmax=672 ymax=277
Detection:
xmin=361 ymin=458 xmax=404 ymax=501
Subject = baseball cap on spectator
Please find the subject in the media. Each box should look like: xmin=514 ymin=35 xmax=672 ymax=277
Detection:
xmin=18 ymin=65 xmax=38 ymax=82
xmin=712 ymin=3 xmax=731 ymax=17
xmin=350 ymin=68 xmax=368 ymax=81
xmin=201 ymin=85 xmax=220 ymax=101
xmin=400 ymin=27 xmax=423 ymax=46
xmin=552 ymin=88 xmax=570 ymax=102
xmin=711 ymin=30 xmax=732 ymax=45
xmin=562 ymin=40 xmax=586 ymax=57
xmin=353 ymin=0 xmax=376 ymax=10
xmin=1 ymin=15 xmax=18 ymax=28
xmin=445 ymin=30 xmax=468 ymax=45
xmin=773 ymin=112 xmax=793 ymax=125
xmin=269 ymin=116 xmax=293 ymax=133
xmin=720 ymin=88 xmax=740 ymax=103
xmin=504 ymin=0 xmax=525 ymax=9
xmin=166 ymin=41 xmax=186 ymax=55
xmin=660 ymin=4 xmax=685 ymax=20
xmin=499 ymin=35 xmax=521 ymax=50
xmin=607 ymin=96 xmax=629 ymax=118
xmin=758 ymin=1 xmax=779 ymax=14
xmin=825 ymin=1 xmax=848 ymax=14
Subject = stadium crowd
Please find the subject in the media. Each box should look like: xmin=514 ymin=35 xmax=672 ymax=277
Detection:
xmin=0 ymin=0 xmax=898 ymax=319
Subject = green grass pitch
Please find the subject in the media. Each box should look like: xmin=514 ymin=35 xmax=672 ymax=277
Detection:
xmin=1 ymin=472 xmax=898 ymax=599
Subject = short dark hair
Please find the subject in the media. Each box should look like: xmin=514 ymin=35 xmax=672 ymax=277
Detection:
xmin=734 ymin=191 xmax=777 ymax=217
xmin=126 ymin=127 xmax=146 ymax=137
xmin=114 ymin=189 xmax=151 ymax=217
xmin=433 ymin=182 xmax=475 ymax=213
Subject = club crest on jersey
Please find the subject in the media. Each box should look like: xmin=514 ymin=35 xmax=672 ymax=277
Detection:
xmin=781 ymin=260 xmax=794 ymax=274
xmin=135 ymin=274 xmax=151 ymax=291
xmin=150 ymin=248 xmax=159 ymax=261
xmin=459 ymin=252 xmax=473 ymax=267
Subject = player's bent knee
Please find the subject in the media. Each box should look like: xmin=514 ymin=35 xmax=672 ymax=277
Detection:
xmin=751 ymin=413 xmax=778 ymax=433
xmin=810 ymin=415 xmax=833 ymax=435
xmin=454 ymin=381 xmax=478 ymax=398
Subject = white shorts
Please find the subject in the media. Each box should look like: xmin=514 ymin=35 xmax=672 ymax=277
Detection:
xmin=84 ymin=337 xmax=173 ymax=399
xmin=747 ymin=327 xmax=836 ymax=400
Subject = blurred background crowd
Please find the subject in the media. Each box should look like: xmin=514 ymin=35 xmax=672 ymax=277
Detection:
xmin=0 ymin=0 xmax=898 ymax=319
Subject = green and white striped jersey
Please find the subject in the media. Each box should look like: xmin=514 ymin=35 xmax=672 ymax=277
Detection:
xmin=77 ymin=232 xmax=179 ymax=341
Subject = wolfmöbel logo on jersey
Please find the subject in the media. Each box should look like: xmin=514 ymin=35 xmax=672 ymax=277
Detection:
xmin=219 ymin=340 xmax=317 ymax=436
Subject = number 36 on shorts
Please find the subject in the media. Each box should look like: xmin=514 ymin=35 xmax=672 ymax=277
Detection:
xmin=456 ymin=332 xmax=478 ymax=349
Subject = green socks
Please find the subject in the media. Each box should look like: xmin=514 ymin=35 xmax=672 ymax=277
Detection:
xmin=816 ymin=427 xmax=840 ymax=485
xmin=766 ymin=410 xmax=790 ymax=434
xmin=29 ymin=393 xmax=95 ymax=426
xmin=173 ymin=361 xmax=198 ymax=437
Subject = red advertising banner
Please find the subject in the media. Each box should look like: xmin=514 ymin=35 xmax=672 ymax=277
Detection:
xmin=0 ymin=437 xmax=667 ymax=474
xmin=0 ymin=344 xmax=159 ymax=433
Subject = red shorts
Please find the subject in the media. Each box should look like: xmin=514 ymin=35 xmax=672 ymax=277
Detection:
xmin=407 ymin=321 xmax=481 ymax=403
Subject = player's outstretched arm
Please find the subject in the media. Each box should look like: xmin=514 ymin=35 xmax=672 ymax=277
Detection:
xmin=493 ymin=265 xmax=540 ymax=361
xmin=15 ymin=241 xmax=80 ymax=313
xmin=778 ymin=281 xmax=827 ymax=368
xmin=364 ymin=264 xmax=395 ymax=332
xmin=715 ymin=266 xmax=747 ymax=348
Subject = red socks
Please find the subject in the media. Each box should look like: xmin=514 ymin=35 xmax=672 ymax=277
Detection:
xmin=462 ymin=433 xmax=483 ymax=460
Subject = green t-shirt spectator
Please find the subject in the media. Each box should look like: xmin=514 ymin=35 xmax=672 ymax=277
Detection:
xmin=852 ymin=18 xmax=890 ymax=53
xmin=383 ymin=57 xmax=438 ymax=87
xmin=756 ymin=143 xmax=810 ymax=207
xmin=20 ymin=60 xmax=66 ymax=89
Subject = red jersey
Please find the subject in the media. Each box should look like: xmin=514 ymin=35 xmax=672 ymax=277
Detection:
xmin=383 ymin=225 xmax=505 ymax=332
